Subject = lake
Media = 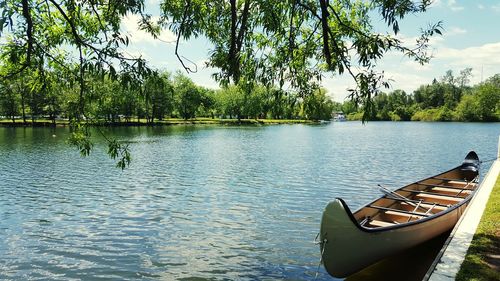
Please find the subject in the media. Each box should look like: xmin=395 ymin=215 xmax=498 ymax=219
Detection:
xmin=0 ymin=122 xmax=499 ymax=280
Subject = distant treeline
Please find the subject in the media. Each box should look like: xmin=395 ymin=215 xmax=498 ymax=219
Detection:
xmin=342 ymin=69 xmax=500 ymax=122
xmin=1 ymin=67 xmax=498 ymax=124
xmin=0 ymin=71 xmax=336 ymax=124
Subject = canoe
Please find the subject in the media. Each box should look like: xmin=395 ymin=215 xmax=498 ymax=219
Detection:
xmin=318 ymin=151 xmax=480 ymax=278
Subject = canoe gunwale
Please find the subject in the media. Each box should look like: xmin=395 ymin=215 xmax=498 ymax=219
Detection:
xmin=341 ymin=165 xmax=479 ymax=233
xmin=319 ymin=151 xmax=480 ymax=278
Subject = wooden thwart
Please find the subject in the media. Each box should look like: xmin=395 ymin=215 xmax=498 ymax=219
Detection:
xmin=416 ymin=183 xmax=474 ymax=190
xmin=415 ymin=193 xmax=463 ymax=203
xmin=402 ymin=188 xmax=468 ymax=198
xmin=368 ymin=220 xmax=395 ymax=227
xmin=431 ymin=186 xmax=472 ymax=194
xmin=432 ymin=177 xmax=468 ymax=182
xmin=367 ymin=205 xmax=431 ymax=217
xmin=399 ymin=201 xmax=447 ymax=212
xmin=384 ymin=196 xmax=449 ymax=208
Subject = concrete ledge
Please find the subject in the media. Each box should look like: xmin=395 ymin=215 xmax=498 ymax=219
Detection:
xmin=424 ymin=159 xmax=500 ymax=281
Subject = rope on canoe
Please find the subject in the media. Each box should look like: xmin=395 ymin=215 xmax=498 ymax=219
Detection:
xmin=480 ymin=157 xmax=498 ymax=164
xmin=313 ymin=233 xmax=327 ymax=281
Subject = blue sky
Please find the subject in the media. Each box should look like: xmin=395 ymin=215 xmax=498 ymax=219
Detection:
xmin=122 ymin=0 xmax=500 ymax=101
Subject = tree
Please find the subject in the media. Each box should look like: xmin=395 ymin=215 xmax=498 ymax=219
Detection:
xmin=267 ymin=88 xmax=287 ymax=119
xmin=475 ymin=83 xmax=500 ymax=121
xmin=160 ymin=0 xmax=441 ymax=111
xmin=173 ymin=73 xmax=202 ymax=119
xmin=241 ymin=84 xmax=266 ymax=119
xmin=144 ymin=72 xmax=174 ymax=122
xmin=43 ymin=70 xmax=64 ymax=124
xmin=341 ymin=100 xmax=357 ymax=115
xmin=215 ymin=85 xmax=245 ymax=119
xmin=414 ymin=83 xmax=445 ymax=108
xmin=0 ymin=81 xmax=19 ymax=122
xmin=302 ymin=88 xmax=334 ymax=120
xmin=457 ymin=67 xmax=473 ymax=88
xmin=0 ymin=0 xmax=151 ymax=168
xmin=197 ymin=88 xmax=217 ymax=118
xmin=454 ymin=94 xmax=480 ymax=121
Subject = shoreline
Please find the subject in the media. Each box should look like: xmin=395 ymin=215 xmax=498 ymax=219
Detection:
xmin=0 ymin=118 xmax=319 ymax=127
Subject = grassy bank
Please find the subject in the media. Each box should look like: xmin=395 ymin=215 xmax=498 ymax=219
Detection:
xmin=456 ymin=171 xmax=500 ymax=281
xmin=0 ymin=118 xmax=317 ymax=127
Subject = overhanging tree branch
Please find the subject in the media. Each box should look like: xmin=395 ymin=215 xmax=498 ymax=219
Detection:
xmin=175 ymin=0 xmax=197 ymax=74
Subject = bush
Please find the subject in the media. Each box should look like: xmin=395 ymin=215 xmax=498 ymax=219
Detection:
xmin=347 ymin=112 xmax=363 ymax=121
xmin=454 ymin=94 xmax=481 ymax=121
xmin=412 ymin=108 xmax=438 ymax=121
xmin=435 ymin=107 xmax=453 ymax=121
xmin=390 ymin=112 xmax=402 ymax=121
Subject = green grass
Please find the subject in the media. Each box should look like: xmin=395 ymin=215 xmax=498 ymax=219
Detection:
xmin=0 ymin=119 xmax=70 ymax=125
xmin=456 ymin=171 xmax=500 ymax=281
xmin=0 ymin=118 xmax=316 ymax=126
xmin=119 ymin=118 xmax=316 ymax=125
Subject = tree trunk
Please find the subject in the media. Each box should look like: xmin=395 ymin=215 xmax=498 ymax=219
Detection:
xmin=319 ymin=0 xmax=332 ymax=67
xmin=151 ymin=102 xmax=155 ymax=124
xmin=21 ymin=92 xmax=26 ymax=124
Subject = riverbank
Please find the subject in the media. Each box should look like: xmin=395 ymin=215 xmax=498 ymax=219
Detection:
xmin=0 ymin=118 xmax=318 ymax=127
xmin=455 ymin=171 xmax=500 ymax=281
xmin=426 ymin=156 xmax=500 ymax=281
xmin=346 ymin=113 xmax=500 ymax=122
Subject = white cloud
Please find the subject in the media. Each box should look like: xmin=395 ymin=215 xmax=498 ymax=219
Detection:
xmin=447 ymin=0 xmax=464 ymax=11
xmin=436 ymin=42 xmax=500 ymax=66
xmin=493 ymin=4 xmax=500 ymax=12
xmin=450 ymin=6 xmax=464 ymax=11
xmin=428 ymin=35 xmax=446 ymax=46
xmin=446 ymin=26 xmax=467 ymax=36
xmin=402 ymin=60 xmax=432 ymax=72
xmin=121 ymin=14 xmax=176 ymax=45
xmin=386 ymin=41 xmax=500 ymax=89
xmin=478 ymin=4 xmax=485 ymax=10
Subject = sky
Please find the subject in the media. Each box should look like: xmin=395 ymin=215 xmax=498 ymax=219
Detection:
xmin=122 ymin=0 xmax=500 ymax=102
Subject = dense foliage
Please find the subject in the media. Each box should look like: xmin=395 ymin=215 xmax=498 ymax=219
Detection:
xmin=344 ymin=70 xmax=500 ymax=122
xmin=0 ymin=0 xmax=440 ymax=113
xmin=0 ymin=70 xmax=338 ymax=123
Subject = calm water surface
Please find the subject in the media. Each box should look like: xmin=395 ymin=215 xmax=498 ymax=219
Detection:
xmin=0 ymin=122 xmax=499 ymax=280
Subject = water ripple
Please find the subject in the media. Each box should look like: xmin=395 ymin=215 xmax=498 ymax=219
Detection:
xmin=0 ymin=123 xmax=499 ymax=280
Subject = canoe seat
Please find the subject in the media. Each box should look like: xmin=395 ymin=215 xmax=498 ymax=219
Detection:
xmin=433 ymin=177 xmax=468 ymax=182
xmin=385 ymin=197 xmax=449 ymax=208
xmin=400 ymin=202 xmax=447 ymax=212
xmin=448 ymin=180 xmax=473 ymax=186
xmin=431 ymin=187 xmax=472 ymax=196
xmin=384 ymin=210 xmax=424 ymax=219
xmin=368 ymin=220 xmax=395 ymax=228
xmin=416 ymin=193 xmax=463 ymax=205
xmin=367 ymin=205 xmax=431 ymax=217
xmin=417 ymin=183 xmax=474 ymax=190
